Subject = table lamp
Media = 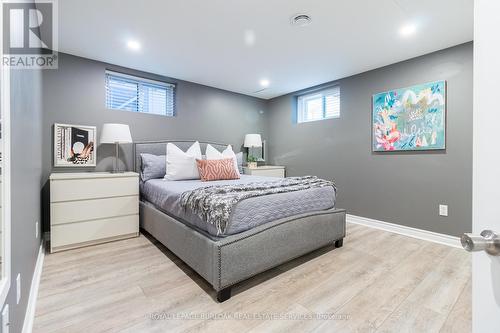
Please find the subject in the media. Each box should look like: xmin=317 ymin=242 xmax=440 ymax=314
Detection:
xmin=100 ymin=123 xmax=132 ymax=173
xmin=244 ymin=134 xmax=262 ymax=168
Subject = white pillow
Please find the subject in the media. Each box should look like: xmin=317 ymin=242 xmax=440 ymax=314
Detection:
xmin=205 ymin=144 xmax=240 ymax=175
xmin=165 ymin=141 xmax=202 ymax=180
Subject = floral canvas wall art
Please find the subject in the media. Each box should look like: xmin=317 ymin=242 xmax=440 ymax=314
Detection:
xmin=372 ymin=80 xmax=446 ymax=151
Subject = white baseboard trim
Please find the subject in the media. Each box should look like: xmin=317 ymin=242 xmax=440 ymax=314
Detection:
xmin=346 ymin=214 xmax=461 ymax=248
xmin=22 ymin=242 xmax=45 ymax=333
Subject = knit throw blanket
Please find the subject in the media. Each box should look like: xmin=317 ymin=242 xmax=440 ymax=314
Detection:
xmin=180 ymin=176 xmax=337 ymax=235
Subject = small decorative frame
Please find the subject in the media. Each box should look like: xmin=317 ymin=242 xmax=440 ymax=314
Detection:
xmin=54 ymin=123 xmax=97 ymax=167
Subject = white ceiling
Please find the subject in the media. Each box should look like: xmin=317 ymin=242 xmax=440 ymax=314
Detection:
xmin=58 ymin=0 xmax=473 ymax=99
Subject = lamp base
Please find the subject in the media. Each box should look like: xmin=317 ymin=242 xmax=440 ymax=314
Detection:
xmin=111 ymin=143 xmax=125 ymax=173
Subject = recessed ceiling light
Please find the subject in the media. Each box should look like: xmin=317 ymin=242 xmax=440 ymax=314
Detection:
xmin=291 ymin=14 xmax=312 ymax=27
xmin=260 ymin=79 xmax=270 ymax=88
xmin=127 ymin=40 xmax=141 ymax=51
xmin=399 ymin=24 xmax=417 ymax=37
xmin=244 ymin=29 xmax=256 ymax=46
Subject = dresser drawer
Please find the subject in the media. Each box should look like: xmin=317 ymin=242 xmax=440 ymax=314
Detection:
xmin=51 ymin=195 xmax=138 ymax=225
xmin=250 ymin=169 xmax=285 ymax=178
xmin=51 ymin=176 xmax=138 ymax=202
xmin=51 ymin=215 xmax=139 ymax=251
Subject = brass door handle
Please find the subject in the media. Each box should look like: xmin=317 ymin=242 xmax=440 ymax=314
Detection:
xmin=461 ymin=230 xmax=500 ymax=256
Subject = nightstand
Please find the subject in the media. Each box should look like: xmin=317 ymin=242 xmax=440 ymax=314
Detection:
xmin=243 ymin=165 xmax=286 ymax=178
xmin=49 ymin=172 xmax=139 ymax=253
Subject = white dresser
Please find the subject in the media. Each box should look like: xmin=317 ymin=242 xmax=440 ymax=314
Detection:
xmin=49 ymin=172 xmax=139 ymax=253
xmin=243 ymin=165 xmax=286 ymax=178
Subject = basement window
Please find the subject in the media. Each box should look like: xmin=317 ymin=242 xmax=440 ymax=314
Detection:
xmin=105 ymin=70 xmax=175 ymax=116
xmin=297 ymin=86 xmax=340 ymax=123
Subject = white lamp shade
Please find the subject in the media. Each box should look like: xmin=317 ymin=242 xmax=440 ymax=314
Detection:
xmin=244 ymin=134 xmax=262 ymax=147
xmin=100 ymin=123 xmax=132 ymax=144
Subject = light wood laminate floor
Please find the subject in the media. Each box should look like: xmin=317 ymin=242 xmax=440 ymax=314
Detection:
xmin=34 ymin=223 xmax=471 ymax=333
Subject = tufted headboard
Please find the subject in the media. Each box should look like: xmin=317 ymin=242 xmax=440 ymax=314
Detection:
xmin=133 ymin=140 xmax=230 ymax=173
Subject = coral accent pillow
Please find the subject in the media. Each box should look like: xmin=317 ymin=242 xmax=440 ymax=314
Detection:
xmin=196 ymin=158 xmax=240 ymax=181
xmin=205 ymin=144 xmax=240 ymax=176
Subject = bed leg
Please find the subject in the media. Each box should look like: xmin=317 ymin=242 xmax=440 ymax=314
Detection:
xmin=217 ymin=287 xmax=232 ymax=302
xmin=334 ymin=238 xmax=344 ymax=248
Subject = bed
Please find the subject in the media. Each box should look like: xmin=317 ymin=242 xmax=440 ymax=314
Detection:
xmin=134 ymin=140 xmax=346 ymax=302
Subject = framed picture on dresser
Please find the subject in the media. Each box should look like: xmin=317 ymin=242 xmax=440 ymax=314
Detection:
xmin=54 ymin=123 xmax=97 ymax=167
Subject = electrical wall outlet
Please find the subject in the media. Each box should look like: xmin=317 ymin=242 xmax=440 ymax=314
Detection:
xmin=16 ymin=274 xmax=21 ymax=304
xmin=36 ymin=221 xmax=39 ymax=238
xmin=2 ymin=304 xmax=9 ymax=333
xmin=439 ymin=204 xmax=448 ymax=217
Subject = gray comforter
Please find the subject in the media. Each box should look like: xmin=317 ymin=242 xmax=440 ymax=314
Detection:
xmin=180 ymin=176 xmax=337 ymax=235
xmin=141 ymin=175 xmax=336 ymax=237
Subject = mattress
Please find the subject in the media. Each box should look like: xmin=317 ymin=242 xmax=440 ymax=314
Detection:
xmin=141 ymin=175 xmax=336 ymax=237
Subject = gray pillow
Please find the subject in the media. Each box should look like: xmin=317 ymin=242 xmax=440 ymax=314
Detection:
xmin=236 ymin=152 xmax=243 ymax=174
xmin=140 ymin=153 xmax=166 ymax=182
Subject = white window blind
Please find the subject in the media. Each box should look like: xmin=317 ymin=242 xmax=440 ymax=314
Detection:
xmin=297 ymin=86 xmax=340 ymax=123
xmin=105 ymin=70 xmax=175 ymax=116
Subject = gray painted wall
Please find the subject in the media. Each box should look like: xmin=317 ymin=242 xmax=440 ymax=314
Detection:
xmin=42 ymin=53 xmax=268 ymax=178
xmin=41 ymin=52 xmax=268 ymax=228
xmin=267 ymin=42 xmax=473 ymax=237
xmin=2 ymin=68 xmax=44 ymax=332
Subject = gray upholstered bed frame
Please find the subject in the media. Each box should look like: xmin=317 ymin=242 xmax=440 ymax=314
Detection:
xmin=134 ymin=140 xmax=346 ymax=302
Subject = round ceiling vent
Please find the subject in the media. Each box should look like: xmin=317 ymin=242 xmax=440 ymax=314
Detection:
xmin=291 ymin=14 xmax=312 ymax=27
